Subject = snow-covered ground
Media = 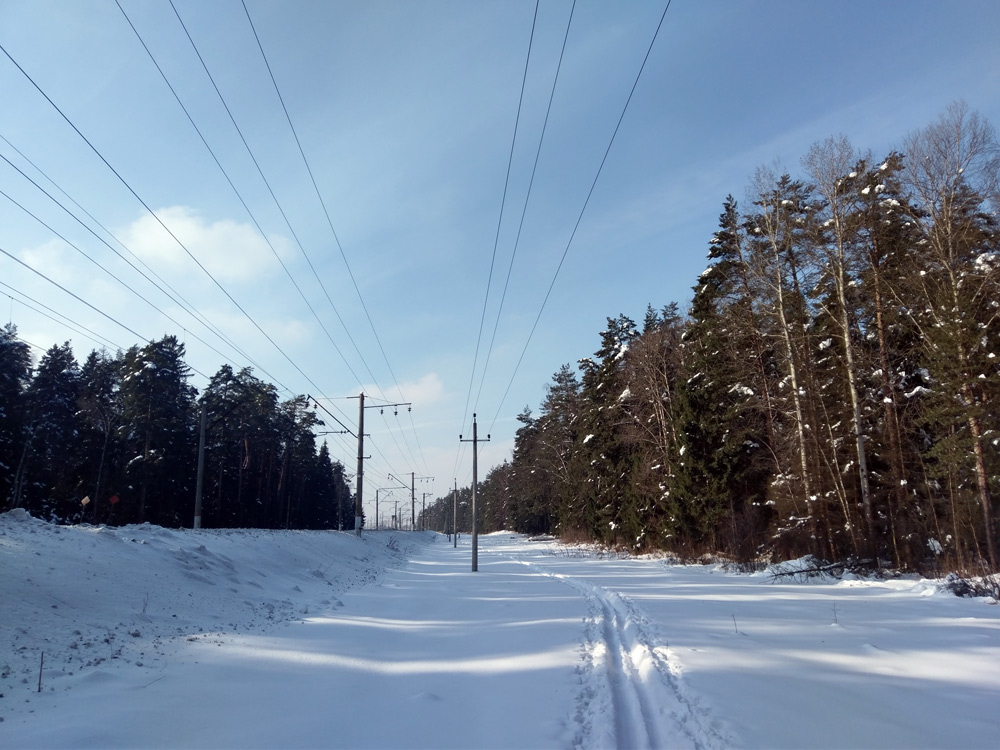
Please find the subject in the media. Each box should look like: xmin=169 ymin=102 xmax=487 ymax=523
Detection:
xmin=2 ymin=509 xmax=999 ymax=749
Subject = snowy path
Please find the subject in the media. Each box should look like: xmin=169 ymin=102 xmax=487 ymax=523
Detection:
xmin=503 ymin=553 xmax=728 ymax=750
xmin=4 ymin=515 xmax=1000 ymax=749
xmin=7 ymin=528 xmax=709 ymax=749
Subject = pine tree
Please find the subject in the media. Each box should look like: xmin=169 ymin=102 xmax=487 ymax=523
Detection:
xmin=624 ymin=304 xmax=685 ymax=549
xmin=118 ymin=336 xmax=196 ymax=526
xmin=902 ymin=102 xmax=1000 ymax=570
xmin=508 ymin=407 xmax=554 ymax=535
xmin=200 ymin=365 xmax=282 ymax=528
xmin=0 ymin=324 xmax=32 ymax=509
xmin=746 ymin=171 xmax=825 ymax=557
xmin=77 ymin=349 xmax=124 ymax=525
xmin=851 ymin=152 xmax=925 ymax=567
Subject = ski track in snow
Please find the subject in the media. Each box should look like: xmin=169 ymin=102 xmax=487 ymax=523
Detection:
xmin=496 ymin=549 xmax=733 ymax=750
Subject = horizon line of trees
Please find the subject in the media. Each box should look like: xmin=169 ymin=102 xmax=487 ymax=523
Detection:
xmin=1 ymin=331 xmax=354 ymax=530
xmin=423 ymin=102 xmax=1000 ymax=574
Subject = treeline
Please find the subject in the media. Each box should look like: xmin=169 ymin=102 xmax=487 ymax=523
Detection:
xmin=0 ymin=331 xmax=354 ymax=529
xmin=429 ymin=103 xmax=1000 ymax=573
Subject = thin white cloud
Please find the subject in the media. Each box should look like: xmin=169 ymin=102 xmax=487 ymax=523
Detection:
xmin=117 ymin=206 xmax=289 ymax=286
xmin=18 ymin=237 xmax=77 ymax=287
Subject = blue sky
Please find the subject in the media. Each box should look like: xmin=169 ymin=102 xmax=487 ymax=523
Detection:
xmin=2 ymin=0 xmax=999 ymax=516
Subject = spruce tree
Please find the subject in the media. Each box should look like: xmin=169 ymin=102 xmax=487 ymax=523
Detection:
xmin=569 ymin=315 xmax=639 ymax=546
xmin=673 ymin=199 xmax=772 ymax=558
xmin=16 ymin=343 xmax=81 ymax=520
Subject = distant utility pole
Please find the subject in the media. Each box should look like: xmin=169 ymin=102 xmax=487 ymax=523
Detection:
xmin=350 ymin=394 xmax=410 ymax=536
xmin=399 ymin=472 xmax=434 ymax=531
xmin=193 ymin=402 xmax=207 ymax=529
xmin=422 ymin=492 xmax=431 ymax=531
xmin=355 ymin=394 xmax=367 ymax=535
xmin=452 ymin=479 xmax=458 ymax=549
xmin=460 ymin=414 xmax=490 ymax=572
xmin=374 ymin=488 xmax=387 ymax=530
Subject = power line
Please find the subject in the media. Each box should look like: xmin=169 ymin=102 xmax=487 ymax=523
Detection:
xmin=154 ymin=1 xmax=367 ymax=414
xmin=488 ymin=0 xmax=674 ymax=432
xmin=0 ymin=162 xmax=272 ymax=381
xmin=240 ymin=0 xmax=430 ymax=474
xmin=1 ymin=244 xmax=146 ymax=341
xmin=459 ymin=0 xmax=540 ymax=438
xmin=0 ymin=282 xmax=123 ymax=351
xmin=472 ymin=0 xmax=576 ymax=414
xmin=452 ymin=0 xmax=541 ymax=482
xmin=115 ymin=0 xmax=357 ymax=395
xmin=0 ymin=138 xmax=273 ymax=379
xmin=0 ymin=38 xmax=334 ymax=413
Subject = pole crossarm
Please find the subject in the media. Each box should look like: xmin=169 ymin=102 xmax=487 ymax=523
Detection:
xmin=386 ymin=473 xmax=410 ymax=490
xmin=306 ymin=394 xmax=357 ymax=437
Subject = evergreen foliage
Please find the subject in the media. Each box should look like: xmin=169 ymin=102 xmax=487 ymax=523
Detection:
xmin=1 ymin=335 xmax=350 ymax=531
xmin=465 ymin=103 xmax=1000 ymax=574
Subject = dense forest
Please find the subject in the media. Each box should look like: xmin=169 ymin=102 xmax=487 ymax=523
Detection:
xmin=0 ymin=331 xmax=354 ymax=530
xmin=423 ymin=103 xmax=1000 ymax=574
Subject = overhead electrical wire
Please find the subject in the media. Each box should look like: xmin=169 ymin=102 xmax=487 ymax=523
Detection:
xmin=2 ymin=21 xmax=391 ymax=478
xmin=2 ymin=245 xmax=145 ymax=342
xmin=117 ymin=1 xmax=370 ymax=470
xmin=1 ymin=36 xmax=367 ymax=473
xmin=451 ymin=0 xmax=542 ymax=483
xmin=0 ymin=39 xmax=339 ymax=424
xmin=153 ymin=1 xmax=366 ymax=415
xmin=162 ymin=0 xmax=411 ymax=472
xmin=116 ymin=0 xmax=359 ymax=395
xmin=459 ymin=0 xmax=540 ymax=436
xmin=487 ymin=0 xmax=674 ymax=433
xmin=240 ymin=0 xmax=430 ymax=474
xmin=472 ymin=0 xmax=576 ymax=415
xmin=1 ymin=281 xmax=123 ymax=351
xmin=159 ymin=0 xmax=420 ymax=480
xmin=0 ymin=134 xmax=273 ymax=380
xmin=0 ymin=153 xmax=277 ymax=382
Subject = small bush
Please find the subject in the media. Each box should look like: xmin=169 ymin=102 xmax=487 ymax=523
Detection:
xmin=944 ymin=571 xmax=1000 ymax=600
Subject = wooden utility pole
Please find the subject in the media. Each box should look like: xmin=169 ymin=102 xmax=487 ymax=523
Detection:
xmin=460 ymin=414 xmax=489 ymax=571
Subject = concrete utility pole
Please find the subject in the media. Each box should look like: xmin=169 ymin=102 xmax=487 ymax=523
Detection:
xmin=392 ymin=472 xmax=433 ymax=531
xmin=355 ymin=394 xmax=366 ymax=535
xmin=422 ymin=493 xmax=431 ymax=531
xmin=460 ymin=414 xmax=490 ymax=571
xmin=453 ymin=479 xmax=458 ymax=549
xmin=352 ymin=394 xmax=410 ymax=536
